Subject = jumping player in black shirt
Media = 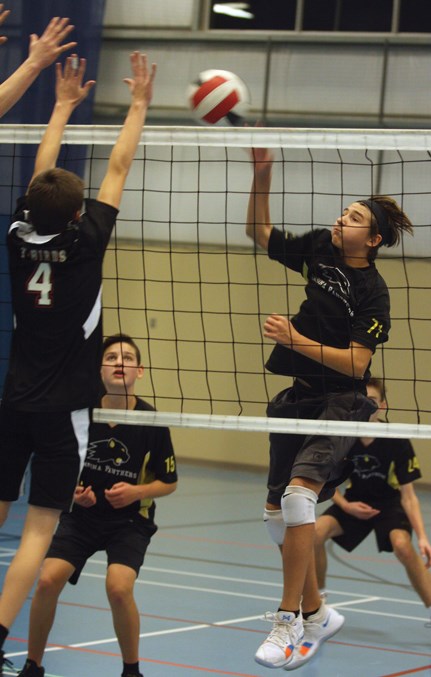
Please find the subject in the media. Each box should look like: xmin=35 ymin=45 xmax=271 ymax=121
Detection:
xmin=315 ymin=377 xmax=431 ymax=635
xmin=0 ymin=52 xmax=156 ymax=672
xmin=246 ymin=146 xmax=413 ymax=670
xmin=17 ymin=334 xmax=177 ymax=677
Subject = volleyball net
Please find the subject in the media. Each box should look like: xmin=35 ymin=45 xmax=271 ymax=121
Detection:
xmin=1 ymin=124 xmax=431 ymax=438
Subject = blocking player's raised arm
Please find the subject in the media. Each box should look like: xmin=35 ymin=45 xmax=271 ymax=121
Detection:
xmin=97 ymin=51 xmax=156 ymax=211
xmin=0 ymin=15 xmax=77 ymax=118
xmin=28 ymin=55 xmax=95 ymax=187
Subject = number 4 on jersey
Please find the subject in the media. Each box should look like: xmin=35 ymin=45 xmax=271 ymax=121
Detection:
xmin=27 ymin=262 xmax=53 ymax=306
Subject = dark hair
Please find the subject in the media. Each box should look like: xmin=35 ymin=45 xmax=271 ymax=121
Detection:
xmin=367 ymin=376 xmax=386 ymax=402
xmin=27 ymin=168 xmax=84 ymax=235
xmin=366 ymin=195 xmax=413 ymax=261
xmin=102 ymin=333 xmax=142 ymax=365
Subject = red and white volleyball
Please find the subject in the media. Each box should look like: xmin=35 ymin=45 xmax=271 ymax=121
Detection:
xmin=187 ymin=69 xmax=250 ymax=126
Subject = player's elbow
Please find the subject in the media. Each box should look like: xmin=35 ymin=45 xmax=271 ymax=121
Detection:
xmin=246 ymin=223 xmax=270 ymax=250
xmin=350 ymin=344 xmax=372 ymax=379
xmin=165 ymin=481 xmax=178 ymax=495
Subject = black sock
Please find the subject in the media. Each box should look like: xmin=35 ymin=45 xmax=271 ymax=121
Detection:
xmin=122 ymin=662 xmax=140 ymax=676
xmin=0 ymin=623 xmax=9 ymax=649
xmin=303 ymin=607 xmax=320 ymax=619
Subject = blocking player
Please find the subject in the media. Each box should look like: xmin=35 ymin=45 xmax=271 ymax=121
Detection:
xmin=0 ymin=52 xmax=156 ymax=672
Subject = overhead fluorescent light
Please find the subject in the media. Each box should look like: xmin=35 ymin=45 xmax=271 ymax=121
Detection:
xmin=213 ymin=3 xmax=254 ymax=20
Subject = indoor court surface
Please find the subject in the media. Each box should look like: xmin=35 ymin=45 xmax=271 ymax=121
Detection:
xmin=1 ymin=461 xmax=431 ymax=677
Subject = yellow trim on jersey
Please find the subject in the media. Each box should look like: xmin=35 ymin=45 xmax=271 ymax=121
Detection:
xmin=137 ymin=451 xmax=154 ymax=520
xmin=387 ymin=460 xmax=400 ymax=491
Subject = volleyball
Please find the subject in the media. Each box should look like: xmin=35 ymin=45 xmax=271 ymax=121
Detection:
xmin=187 ymin=69 xmax=250 ymax=126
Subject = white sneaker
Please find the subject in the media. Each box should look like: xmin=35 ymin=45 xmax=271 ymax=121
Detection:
xmin=255 ymin=611 xmax=304 ymax=669
xmin=283 ymin=605 xmax=345 ymax=671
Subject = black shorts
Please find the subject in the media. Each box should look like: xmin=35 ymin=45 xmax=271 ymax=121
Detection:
xmin=322 ymin=502 xmax=412 ymax=553
xmin=0 ymin=403 xmax=89 ymax=511
xmin=46 ymin=511 xmax=157 ymax=584
xmin=266 ymin=381 xmax=377 ymax=505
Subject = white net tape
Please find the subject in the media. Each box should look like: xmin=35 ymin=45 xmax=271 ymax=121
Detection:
xmin=2 ymin=124 xmax=430 ymax=436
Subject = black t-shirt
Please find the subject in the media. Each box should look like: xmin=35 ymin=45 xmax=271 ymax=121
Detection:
xmin=265 ymin=228 xmax=390 ymax=391
xmin=72 ymin=398 xmax=177 ymax=526
xmin=344 ymin=436 xmax=421 ymax=508
xmin=3 ymin=197 xmax=118 ymax=411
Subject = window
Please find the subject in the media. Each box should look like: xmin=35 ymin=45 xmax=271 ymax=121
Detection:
xmin=303 ymin=0 xmax=393 ymax=32
xmin=209 ymin=0 xmax=431 ymax=34
xmin=399 ymin=0 xmax=431 ymax=32
xmin=210 ymin=0 xmax=297 ymax=30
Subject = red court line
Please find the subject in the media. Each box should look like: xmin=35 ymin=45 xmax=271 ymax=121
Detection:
xmin=380 ymin=666 xmax=431 ymax=676
xmin=7 ymin=638 xmax=271 ymax=676
xmin=331 ymin=640 xmax=431 ymax=659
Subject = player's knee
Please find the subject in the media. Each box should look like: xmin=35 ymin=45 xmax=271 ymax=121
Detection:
xmin=391 ymin=533 xmax=414 ymax=563
xmin=263 ymin=508 xmax=285 ymax=545
xmin=35 ymin=570 xmax=64 ymax=597
xmin=281 ymin=485 xmax=318 ymax=527
xmin=106 ymin=578 xmax=133 ymax=606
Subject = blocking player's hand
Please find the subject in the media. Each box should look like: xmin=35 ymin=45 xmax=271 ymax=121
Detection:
xmin=27 ymin=16 xmax=77 ymax=71
xmin=0 ymin=4 xmax=11 ymax=47
xmin=74 ymin=485 xmax=97 ymax=507
xmin=344 ymin=501 xmax=380 ymax=520
xmin=55 ymin=54 xmax=96 ymax=109
xmin=105 ymin=482 xmax=138 ymax=509
xmin=123 ymin=51 xmax=156 ymax=108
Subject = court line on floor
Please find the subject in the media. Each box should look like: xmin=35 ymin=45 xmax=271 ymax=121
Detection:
xmin=376 ymin=665 xmax=431 ymax=676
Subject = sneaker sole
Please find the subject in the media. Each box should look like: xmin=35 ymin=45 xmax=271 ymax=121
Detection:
xmin=282 ymin=614 xmax=345 ymax=671
xmin=255 ymin=652 xmax=297 ymax=669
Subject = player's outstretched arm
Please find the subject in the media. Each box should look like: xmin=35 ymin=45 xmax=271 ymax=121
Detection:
xmin=29 ymin=55 xmax=95 ymax=186
xmin=0 ymin=4 xmax=11 ymax=48
xmin=0 ymin=16 xmax=77 ymax=118
xmin=400 ymin=482 xmax=431 ymax=567
xmin=97 ymin=51 xmax=156 ymax=210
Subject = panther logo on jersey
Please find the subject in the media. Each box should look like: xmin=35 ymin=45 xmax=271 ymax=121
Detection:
xmin=351 ymin=453 xmax=381 ymax=477
xmin=310 ymin=263 xmax=354 ymax=317
xmin=86 ymin=438 xmax=130 ymax=466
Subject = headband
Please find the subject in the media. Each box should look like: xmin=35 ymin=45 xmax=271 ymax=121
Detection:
xmin=359 ymin=199 xmax=391 ymax=247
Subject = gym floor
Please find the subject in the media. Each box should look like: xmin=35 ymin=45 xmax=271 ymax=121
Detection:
xmin=1 ymin=460 xmax=431 ymax=677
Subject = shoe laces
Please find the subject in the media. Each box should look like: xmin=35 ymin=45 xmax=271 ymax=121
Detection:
xmin=262 ymin=612 xmax=299 ymax=648
xmin=1 ymin=654 xmax=15 ymax=670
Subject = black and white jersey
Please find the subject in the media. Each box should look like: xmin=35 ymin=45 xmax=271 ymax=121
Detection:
xmin=265 ymin=228 xmax=390 ymax=391
xmin=2 ymin=197 xmax=118 ymax=412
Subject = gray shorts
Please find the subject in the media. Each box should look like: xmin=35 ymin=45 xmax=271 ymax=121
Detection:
xmin=266 ymin=381 xmax=377 ymax=505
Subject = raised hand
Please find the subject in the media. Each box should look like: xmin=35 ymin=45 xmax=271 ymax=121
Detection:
xmin=0 ymin=4 xmax=11 ymax=47
xmin=55 ymin=55 xmax=96 ymax=109
xmin=27 ymin=16 xmax=77 ymax=71
xmin=123 ymin=51 xmax=157 ymax=107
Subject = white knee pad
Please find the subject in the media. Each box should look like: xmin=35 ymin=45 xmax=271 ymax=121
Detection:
xmin=263 ymin=508 xmax=285 ymax=546
xmin=281 ymin=485 xmax=318 ymax=527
